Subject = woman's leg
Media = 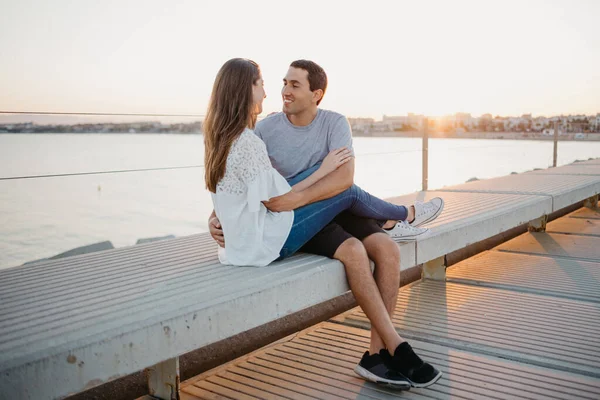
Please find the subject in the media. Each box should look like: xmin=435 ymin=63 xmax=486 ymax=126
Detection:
xmin=279 ymin=164 xmax=409 ymax=259
xmin=288 ymin=163 xmax=408 ymax=222
xmin=279 ymin=190 xmax=357 ymax=259
xmin=345 ymin=185 xmax=408 ymax=222
xmin=279 ymin=186 xmax=409 ymax=259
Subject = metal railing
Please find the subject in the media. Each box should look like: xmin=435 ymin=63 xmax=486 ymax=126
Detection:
xmin=1 ymin=111 xmax=570 ymax=188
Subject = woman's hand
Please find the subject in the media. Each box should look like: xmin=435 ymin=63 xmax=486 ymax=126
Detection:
xmin=263 ymin=191 xmax=305 ymax=212
xmin=320 ymin=147 xmax=353 ymax=175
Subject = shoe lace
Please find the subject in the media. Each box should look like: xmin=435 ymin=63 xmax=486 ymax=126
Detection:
xmin=417 ymin=201 xmax=436 ymax=216
xmin=397 ymin=221 xmax=420 ymax=232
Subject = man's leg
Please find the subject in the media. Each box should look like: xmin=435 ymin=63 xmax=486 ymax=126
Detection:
xmin=297 ymin=217 xmax=403 ymax=349
xmin=335 ymin=213 xmax=442 ymax=388
xmin=332 ymin=237 xmax=404 ymax=352
xmin=335 ymin=213 xmax=400 ymax=353
xmin=362 ymin=233 xmax=401 ymax=354
xmin=300 ymin=215 xmax=441 ymax=388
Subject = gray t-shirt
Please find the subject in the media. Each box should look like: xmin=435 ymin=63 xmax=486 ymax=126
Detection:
xmin=254 ymin=109 xmax=353 ymax=179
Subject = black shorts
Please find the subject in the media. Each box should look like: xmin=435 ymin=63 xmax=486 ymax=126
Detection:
xmin=299 ymin=211 xmax=386 ymax=259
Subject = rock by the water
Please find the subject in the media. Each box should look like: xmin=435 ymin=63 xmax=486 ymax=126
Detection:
xmin=136 ymin=235 xmax=175 ymax=245
xmin=466 ymin=177 xmax=479 ymax=182
xmin=49 ymin=241 xmax=114 ymax=260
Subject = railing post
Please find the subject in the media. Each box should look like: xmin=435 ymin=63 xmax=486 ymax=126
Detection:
xmin=584 ymin=194 xmax=599 ymax=210
xmin=147 ymin=357 xmax=180 ymax=400
xmin=553 ymin=121 xmax=559 ymax=167
xmin=422 ymin=256 xmax=446 ymax=280
xmin=422 ymin=117 xmax=429 ymax=191
xmin=528 ymin=215 xmax=548 ymax=232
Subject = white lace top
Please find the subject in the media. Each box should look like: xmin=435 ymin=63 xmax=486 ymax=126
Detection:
xmin=211 ymin=128 xmax=294 ymax=266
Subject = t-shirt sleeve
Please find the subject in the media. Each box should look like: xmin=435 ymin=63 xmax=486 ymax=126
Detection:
xmin=328 ymin=116 xmax=354 ymax=154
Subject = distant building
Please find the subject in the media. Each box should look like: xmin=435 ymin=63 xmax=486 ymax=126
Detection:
xmin=347 ymin=117 xmax=375 ymax=132
xmin=382 ymin=115 xmax=408 ymax=130
xmin=532 ymin=117 xmax=549 ymax=131
xmin=454 ymin=113 xmax=472 ymax=128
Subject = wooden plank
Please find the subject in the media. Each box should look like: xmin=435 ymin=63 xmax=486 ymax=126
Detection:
xmin=447 ymin=251 xmax=600 ymax=303
xmin=218 ymin=366 xmax=319 ymax=400
xmin=547 ymin=217 xmax=600 ymax=236
xmin=193 ymin=379 xmax=260 ymax=400
xmin=497 ymin=232 xmax=600 ymax=262
xmin=343 ymin=281 xmax=600 ymax=376
xmin=184 ymin=322 xmax=600 ymax=400
xmin=567 ymin=204 xmax=600 ymax=220
xmin=180 ymin=391 xmax=205 ymax=400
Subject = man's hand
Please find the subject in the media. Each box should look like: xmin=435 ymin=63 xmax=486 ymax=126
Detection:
xmin=263 ymin=190 xmax=305 ymax=212
xmin=209 ymin=215 xmax=225 ymax=247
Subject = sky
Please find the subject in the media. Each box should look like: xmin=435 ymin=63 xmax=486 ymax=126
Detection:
xmin=0 ymin=0 xmax=599 ymax=122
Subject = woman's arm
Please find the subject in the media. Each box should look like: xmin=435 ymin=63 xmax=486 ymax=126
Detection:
xmin=263 ymin=147 xmax=354 ymax=211
xmin=291 ymin=168 xmax=328 ymax=192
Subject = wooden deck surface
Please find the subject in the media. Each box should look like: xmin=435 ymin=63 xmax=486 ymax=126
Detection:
xmin=180 ymin=204 xmax=600 ymax=399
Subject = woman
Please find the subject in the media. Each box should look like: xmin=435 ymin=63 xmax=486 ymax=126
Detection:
xmin=205 ymin=58 xmax=443 ymax=267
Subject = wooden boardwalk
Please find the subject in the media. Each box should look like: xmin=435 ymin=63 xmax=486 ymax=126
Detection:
xmin=179 ymin=204 xmax=600 ymax=399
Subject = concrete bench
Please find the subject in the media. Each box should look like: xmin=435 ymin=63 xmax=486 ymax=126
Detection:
xmin=1 ymin=163 xmax=599 ymax=400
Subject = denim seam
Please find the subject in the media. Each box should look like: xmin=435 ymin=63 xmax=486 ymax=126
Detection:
xmin=355 ymin=196 xmax=407 ymax=221
xmin=290 ymin=196 xmax=350 ymax=230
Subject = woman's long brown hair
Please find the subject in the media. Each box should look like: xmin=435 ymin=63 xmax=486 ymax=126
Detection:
xmin=204 ymin=58 xmax=260 ymax=192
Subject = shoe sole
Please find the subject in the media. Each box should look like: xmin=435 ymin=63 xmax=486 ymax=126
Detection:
xmin=407 ymin=370 xmax=443 ymax=388
xmin=354 ymin=365 xmax=411 ymax=390
xmin=413 ymin=198 xmax=445 ymax=227
xmin=389 ymin=229 xmax=430 ymax=242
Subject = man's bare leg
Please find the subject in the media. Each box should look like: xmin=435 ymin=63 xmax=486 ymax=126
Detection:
xmin=361 ymin=233 xmax=402 ymax=355
xmin=333 ymin=237 xmax=405 ymax=352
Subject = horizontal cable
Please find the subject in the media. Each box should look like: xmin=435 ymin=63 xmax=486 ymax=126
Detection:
xmin=0 ymin=165 xmax=204 ymax=181
xmin=442 ymin=143 xmax=526 ymax=151
xmin=0 ymin=111 xmax=204 ymax=118
xmin=356 ymin=149 xmax=422 ymax=157
xmin=0 ymin=143 xmax=538 ymax=181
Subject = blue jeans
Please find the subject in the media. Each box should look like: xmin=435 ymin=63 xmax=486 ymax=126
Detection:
xmin=278 ymin=164 xmax=408 ymax=259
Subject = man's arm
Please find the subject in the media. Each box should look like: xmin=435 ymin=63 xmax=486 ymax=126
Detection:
xmin=263 ymin=158 xmax=354 ymax=212
xmin=208 ymin=209 xmax=225 ymax=247
xmin=300 ymin=157 xmax=354 ymax=203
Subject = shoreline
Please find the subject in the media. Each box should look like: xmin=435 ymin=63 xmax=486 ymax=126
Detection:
xmin=2 ymin=131 xmax=600 ymax=141
xmin=353 ymin=130 xmax=600 ymax=141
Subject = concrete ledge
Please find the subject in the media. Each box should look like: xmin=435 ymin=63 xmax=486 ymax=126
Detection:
xmin=438 ymin=172 xmax=600 ymax=212
xmin=66 ymin=264 xmax=423 ymax=400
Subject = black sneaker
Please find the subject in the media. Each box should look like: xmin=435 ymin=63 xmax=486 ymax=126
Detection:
xmin=354 ymin=351 xmax=411 ymax=390
xmin=380 ymin=342 xmax=443 ymax=388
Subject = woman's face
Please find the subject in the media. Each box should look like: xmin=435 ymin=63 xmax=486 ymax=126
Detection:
xmin=252 ymin=76 xmax=266 ymax=115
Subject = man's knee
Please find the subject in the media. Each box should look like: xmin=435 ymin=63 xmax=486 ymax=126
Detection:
xmin=333 ymin=237 xmax=369 ymax=267
xmin=362 ymin=232 xmax=401 ymax=266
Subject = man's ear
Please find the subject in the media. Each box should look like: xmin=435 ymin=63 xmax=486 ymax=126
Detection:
xmin=313 ymin=89 xmax=324 ymax=104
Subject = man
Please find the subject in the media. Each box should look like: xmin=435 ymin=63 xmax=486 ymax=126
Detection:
xmin=209 ymin=60 xmax=443 ymax=389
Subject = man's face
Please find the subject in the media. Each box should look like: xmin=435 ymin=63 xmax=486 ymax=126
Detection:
xmin=281 ymin=67 xmax=317 ymax=115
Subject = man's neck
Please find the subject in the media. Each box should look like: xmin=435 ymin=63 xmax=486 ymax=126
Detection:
xmin=286 ymin=108 xmax=318 ymax=127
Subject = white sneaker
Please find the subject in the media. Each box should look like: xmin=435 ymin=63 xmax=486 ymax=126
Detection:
xmin=410 ymin=197 xmax=444 ymax=227
xmin=385 ymin=221 xmax=429 ymax=242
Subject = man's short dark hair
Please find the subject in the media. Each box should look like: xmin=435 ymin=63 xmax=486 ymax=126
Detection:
xmin=290 ymin=60 xmax=327 ymax=105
